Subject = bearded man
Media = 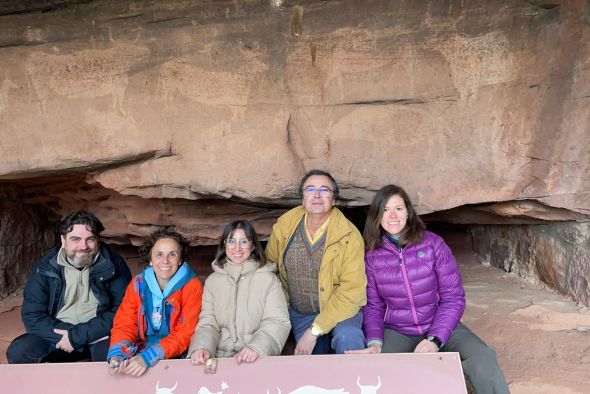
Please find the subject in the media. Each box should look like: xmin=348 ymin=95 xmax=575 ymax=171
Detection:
xmin=6 ymin=210 xmax=131 ymax=363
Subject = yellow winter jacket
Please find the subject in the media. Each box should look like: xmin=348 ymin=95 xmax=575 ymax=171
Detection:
xmin=265 ymin=206 xmax=367 ymax=333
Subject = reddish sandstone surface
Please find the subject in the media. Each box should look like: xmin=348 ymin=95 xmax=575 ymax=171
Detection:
xmin=0 ymin=0 xmax=589 ymax=229
xmin=1 ymin=0 xmax=590 ymax=309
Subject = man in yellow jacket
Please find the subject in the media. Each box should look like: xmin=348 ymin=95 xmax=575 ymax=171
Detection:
xmin=266 ymin=169 xmax=367 ymax=355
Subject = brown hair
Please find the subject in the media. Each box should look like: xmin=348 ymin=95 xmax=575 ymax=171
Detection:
xmin=59 ymin=210 xmax=104 ymax=237
xmin=215 ymin=220 xmax=265 ymax=268
xmin=138 ymin=228 xmax=190 ymax=265
xmin=363 ymin=184 xmax=425 ymax=251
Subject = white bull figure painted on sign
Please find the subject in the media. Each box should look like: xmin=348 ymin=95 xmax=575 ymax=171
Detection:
xmin=155 ymin=381 xmax=178 ymax=394
xmin=356 ymin=376 xmax=381 ymax=394
xmin=267 ymin=376 xmax=381 ymax=394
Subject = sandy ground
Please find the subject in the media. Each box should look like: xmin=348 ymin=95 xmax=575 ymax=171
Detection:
xmin=449 ymin=232 xmax=590 ymax=394
xmin=1 ymin=231 xmax=589 ymax=393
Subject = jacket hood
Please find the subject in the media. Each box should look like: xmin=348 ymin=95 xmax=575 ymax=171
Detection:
xmin=143 ymin=262 xmax=196 ymax=297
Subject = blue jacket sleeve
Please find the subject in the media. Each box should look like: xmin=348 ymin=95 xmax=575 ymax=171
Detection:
xmin=21 ymin=258 xmax=72 ymax=344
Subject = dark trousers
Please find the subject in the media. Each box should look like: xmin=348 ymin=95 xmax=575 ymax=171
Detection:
xmin=6 ymin=333 xmax=110 ymax=364
xmin=383 ymin=322 xmax=510 ymax=394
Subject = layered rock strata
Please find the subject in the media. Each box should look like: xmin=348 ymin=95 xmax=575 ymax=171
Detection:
xmin=0 ymin=184 xmax=57 ymax=297
xmin=0 ymin=1 xmax=589 ymax=302
xmin=0 ymin=0 xmax=588 ymax=218
xmin=471 ymin=223 xmax=590 ymax=306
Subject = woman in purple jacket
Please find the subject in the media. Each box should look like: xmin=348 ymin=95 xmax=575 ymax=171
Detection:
xmin=348 ymin=185 xmax=508 ymax=394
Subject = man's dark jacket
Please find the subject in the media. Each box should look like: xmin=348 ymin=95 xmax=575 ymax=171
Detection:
xmin=21 ymin=243 xmax=132 ymax=348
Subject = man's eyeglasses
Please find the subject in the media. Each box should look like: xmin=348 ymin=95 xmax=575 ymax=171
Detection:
xmin=225 ymin=238 xmax=252 ymax=248
xmin=303 ymin=186 xmax=333 ymax=197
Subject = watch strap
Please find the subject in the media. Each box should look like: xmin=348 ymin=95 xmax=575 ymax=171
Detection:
xmin=426 ymin=335 xmax=444 ymax=349
xmin=310 ymin=325 xmax=322 ymax=337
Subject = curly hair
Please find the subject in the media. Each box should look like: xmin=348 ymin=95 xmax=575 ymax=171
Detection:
xmin=58 ymin=210 xmax=105 ymax=237
xmin=138 ymin=228 xmax=190 ymax=265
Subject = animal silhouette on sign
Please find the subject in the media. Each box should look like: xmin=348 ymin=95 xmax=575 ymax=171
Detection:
xmin=357 ymin=377 xmax=381 ymax=394
xmin=197 ymin=381 xmax=229 ymax=394
xmin=155 ymin=381 xmax=178 ymax=394
xmin=266 ymin=376 xmax=381 ymax=394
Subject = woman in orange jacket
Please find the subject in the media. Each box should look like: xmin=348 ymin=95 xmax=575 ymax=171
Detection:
xmin=107 ymin=229 xmax=203 ymax=376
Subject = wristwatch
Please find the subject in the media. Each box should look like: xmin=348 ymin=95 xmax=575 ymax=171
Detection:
xmin=310 ymin=325 xmax=322 ymax=337
xmin=426 ymin=335 xmax=444 ymax=350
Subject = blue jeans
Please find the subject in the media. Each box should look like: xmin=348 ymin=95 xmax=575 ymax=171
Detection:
xmin=289 ymin=307 xmax=365 ymax=354
xmin=6 ymin=333 xmax=109 ymax=364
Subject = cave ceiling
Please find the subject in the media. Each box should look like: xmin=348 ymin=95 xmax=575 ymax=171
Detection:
xmin=1 ymin=0 xmax=589 ymax=244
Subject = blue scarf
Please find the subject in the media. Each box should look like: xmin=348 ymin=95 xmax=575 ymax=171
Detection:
xmin=141 ymin=263 xmax=195 ymax=344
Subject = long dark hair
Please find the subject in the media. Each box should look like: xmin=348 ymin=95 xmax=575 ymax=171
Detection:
xmin=363 ymin=184 xmax=425 ymax=251
xmin=138 ymin=228 xmax=190 ymax=265
xmin=215 ymin=220 xmax=265 ymax=268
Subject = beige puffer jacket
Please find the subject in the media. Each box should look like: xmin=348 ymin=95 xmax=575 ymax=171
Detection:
xmin=188 ymin=259 xmax=290 ymax=358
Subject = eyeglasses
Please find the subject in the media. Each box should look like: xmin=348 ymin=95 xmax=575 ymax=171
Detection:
xmin=303 ymin=186 xmax=333 ymax=197
xmin=225 ymin=238 xmax=252 ymax=248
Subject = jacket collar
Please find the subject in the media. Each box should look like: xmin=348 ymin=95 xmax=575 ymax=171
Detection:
xmin=212 ymin=258 xmax=277 ymax=276
xmin=41 ymin=243 xmax=115 ymax=277
xmin=279 ymin=205 xmax=353 ymax=247
xmin=379 ymin=235 xmax=402 ymax=254
xmin=89 ymin=244 xmax=118 ymax=279
xmin=143 ymin=262 xmax=194 ymax=298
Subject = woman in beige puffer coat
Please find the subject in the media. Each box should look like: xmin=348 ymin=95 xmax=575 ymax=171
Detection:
xmin=188 ymin=220 xmax=290 ymax=364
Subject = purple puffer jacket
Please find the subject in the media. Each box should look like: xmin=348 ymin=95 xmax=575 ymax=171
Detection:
xmin=363 ymin=231 xmax=465 ymax=344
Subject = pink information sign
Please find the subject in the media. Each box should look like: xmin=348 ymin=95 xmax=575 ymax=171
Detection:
xmin=0 ymin=353 xmax=466 ymax=393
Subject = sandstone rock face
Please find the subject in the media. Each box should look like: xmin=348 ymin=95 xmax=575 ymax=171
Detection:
xmin=17 ymin=175 xmax=287 ymax=246
xmin=471 ymin=223 xmax=590 ymax=306
xmin=0 ymin=184 xmax=57 ymax=297
xmin=0 ymin=1 xmax=590 ymax=300
xmin=0 ymin=0 xmax=588 ymax=217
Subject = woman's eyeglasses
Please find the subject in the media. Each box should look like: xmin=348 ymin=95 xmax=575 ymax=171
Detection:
xmin=225 ymin=238 xmax=252 ymax=248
